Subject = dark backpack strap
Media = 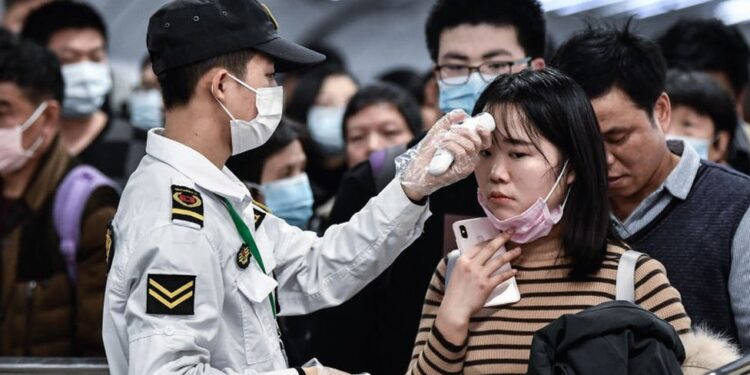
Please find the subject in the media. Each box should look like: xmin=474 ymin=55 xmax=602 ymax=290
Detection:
xmin=369 ymin=144 xmax=407 ymax=193
xmin=53 ymin=165 xmax=119 ymax=282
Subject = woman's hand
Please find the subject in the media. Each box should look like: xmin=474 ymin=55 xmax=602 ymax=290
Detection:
xmin=435 ymin=231 xmax=521 ymax=344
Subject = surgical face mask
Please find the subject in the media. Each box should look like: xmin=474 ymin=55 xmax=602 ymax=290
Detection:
xmin=438 ymin=72 xmax=493 ymax=115
xmin=0 ymin=102 xmax=48 ymax=173
xmin=256 ymin=173 xmax=314 ymax=228
xmin=128 ymin=89 xmax=164 ymax=130
xmin=307 ymin=105 xmax=345 ymax=155
xmin=666 ymin=134 xmax=710 ymax=160
xmin=61 ymin=61 xmax=112 ymax=118
xmin=477 ymin=161 xmax=570 ymax=244
xmin=213 ymin=73 xmax=283 ymax=155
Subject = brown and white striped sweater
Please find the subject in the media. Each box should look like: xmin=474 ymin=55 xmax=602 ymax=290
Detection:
xmin=408 ymin=245 xmax=691 ymax=375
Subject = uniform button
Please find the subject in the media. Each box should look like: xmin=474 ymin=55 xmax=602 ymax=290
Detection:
xmin=164 ymin=326 xmax=174 ymax=336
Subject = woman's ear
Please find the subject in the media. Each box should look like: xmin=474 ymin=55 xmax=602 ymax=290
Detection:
xmin=565 ymin=165 xmax=576 ymax=185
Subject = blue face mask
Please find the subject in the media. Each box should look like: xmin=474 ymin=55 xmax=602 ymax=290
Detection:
xmin=128 ymin=89 xmax=164 ymax=130
xmin=438 ymin=72 xmax=491 ymax=115
xmin=666 ymin=134 xmax=710 ymax=160
xmin=259 ymin=173 xmax=314 ymax=228
xmin=307 ymin=105 xmax=345 ymax=155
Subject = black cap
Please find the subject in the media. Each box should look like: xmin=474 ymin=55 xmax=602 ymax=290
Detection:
xmin=147 ymin=0 xmax=325 ymax=75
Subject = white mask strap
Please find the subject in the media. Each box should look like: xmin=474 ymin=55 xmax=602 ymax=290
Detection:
xmin=211 ymin=83 xmax=236 ymax=121
xmin=20 ymin=101 xmax=49 ymax=132
xmin=544 ymin=159 xmax=569 ymax=203
xmin=226 ymin=73 xmax=258 ymax=94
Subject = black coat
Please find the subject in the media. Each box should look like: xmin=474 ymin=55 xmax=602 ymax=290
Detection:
xmin=527 ymin=301 xmax=685 ymax=375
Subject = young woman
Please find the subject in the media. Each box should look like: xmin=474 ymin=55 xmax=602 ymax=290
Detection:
xmin=408 ymin=69 xmax=691 ymax=374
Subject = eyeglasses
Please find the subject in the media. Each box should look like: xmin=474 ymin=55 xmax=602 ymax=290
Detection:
xmin=435 ymin=56 xmax=532 ymax=86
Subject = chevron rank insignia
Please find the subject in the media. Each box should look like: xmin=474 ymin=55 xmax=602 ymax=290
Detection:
xmin=171 ymin=185 xmax=203 ymax=228
xmin=252 ymin=200 xmax=269 ymax=230
xmin=146 ymin=274 xmax=196 ymax=315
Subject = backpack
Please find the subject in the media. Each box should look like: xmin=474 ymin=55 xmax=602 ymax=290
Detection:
xmin=52 ymin=165 xmax=119 ymax=283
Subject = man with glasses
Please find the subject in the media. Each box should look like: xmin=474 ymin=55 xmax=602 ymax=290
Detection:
xmin=429 ymin=0 xmax=546 ymax=115
xmin=305 ymin=1 xmax=548 ymax=374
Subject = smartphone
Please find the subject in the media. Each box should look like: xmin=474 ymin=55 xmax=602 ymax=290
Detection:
xmin=452 ymin=217 xmax=521 ymax=306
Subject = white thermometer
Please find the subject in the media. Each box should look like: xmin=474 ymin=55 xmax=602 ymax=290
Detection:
xmin=428 ymin=112 xmax=496 ymax=176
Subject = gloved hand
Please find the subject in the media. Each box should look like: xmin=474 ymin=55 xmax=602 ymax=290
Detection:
xmin=397 ymin=109 xmax=493 ymax=201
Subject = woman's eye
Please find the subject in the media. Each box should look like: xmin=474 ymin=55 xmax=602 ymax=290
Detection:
xmin=479 ymin=150 xmax=492 ymax=157
xmin=510 ymin=152 xmax=527 ymax=159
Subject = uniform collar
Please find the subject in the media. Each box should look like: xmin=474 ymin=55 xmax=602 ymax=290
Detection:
xmin=663 ymin=140 xmax=700 ymax=201
xmin=145 ymin=128 xmax=249 ymax=202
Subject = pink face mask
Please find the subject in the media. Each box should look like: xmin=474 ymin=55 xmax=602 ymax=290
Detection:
xmin=477 ymin=160 xmax=570 ymax=244
xmin=0 ymin=102 xmax=47 ymax=174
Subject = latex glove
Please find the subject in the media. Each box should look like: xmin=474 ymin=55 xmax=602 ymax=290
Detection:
xmin=397 ymin=110 xmax=492 ymax=200
xmin=301 ymin=358 xmax=361 ymax=375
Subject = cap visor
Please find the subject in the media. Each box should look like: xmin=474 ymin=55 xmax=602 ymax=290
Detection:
xmin=253 ymin=37 xmax=326 ymax=72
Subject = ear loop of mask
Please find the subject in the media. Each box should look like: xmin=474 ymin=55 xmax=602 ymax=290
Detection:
xmin=543 ymin=159 xmax=572 ymax=209
xmin=211 ymin=73 xmax=260 ymax=122
xmin=21 ymin=101 xmax=49 ymax=154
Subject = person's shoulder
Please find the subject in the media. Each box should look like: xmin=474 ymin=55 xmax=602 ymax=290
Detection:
xmin=701 ymin=161 xmax=750 ymax=184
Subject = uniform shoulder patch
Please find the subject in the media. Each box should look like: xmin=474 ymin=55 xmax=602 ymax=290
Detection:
xmin=171 ymin=185 xmax=204 ymax=228
xmin=251 ymin=200 xmax=269 ymax=230
xmin=105 ymin=222 xmax=115 ymax=273
xmin=147 ymin=274 xmax=196 ymax=315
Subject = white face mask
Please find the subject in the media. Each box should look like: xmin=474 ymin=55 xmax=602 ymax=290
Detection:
xmin=0 ymin=102 xmax=48 ymax=173
xmin=61 ymin=61 xmax=112 ymax=118
xmin=212 ymin=73 xmax=283 ymax=155
xmin=128 ymin=88 xmax=164 ymax=130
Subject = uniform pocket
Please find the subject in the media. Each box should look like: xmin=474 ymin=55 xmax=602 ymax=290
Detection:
xmin=236 ymin=270 xmax=277 ymax=365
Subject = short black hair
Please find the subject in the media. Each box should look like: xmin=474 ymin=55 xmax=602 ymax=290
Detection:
xmin=377 ymin=67 xmax=424 ymax=103
xmin=157 ymin=49 xmax=254 ymax=109
xmin=658 ymin=19 xmax=749 ymax=97
xmin=551 ymin=22 xmax=666 ymax=116
xmin=666 ymin=70 xmax=738 ymax=143
xmin=226 ymin=117 xmax=302 ymax=183
xmin=0 ymin=35 xmax=64 ymax=104
xmin=20 ymin=1 xmax=107 ymax=46
xmin=425 ymin=0 xmax=546 ymax=62
xmin=474 ymin=68 xmax=621 ymax=277
xmin=342 ymin=82 xmax=423 ymax=141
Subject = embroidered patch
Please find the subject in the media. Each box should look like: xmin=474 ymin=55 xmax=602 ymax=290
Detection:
xmin=146 ymin=274 xmax=196 ymax=315
xmin=105 ymin=222 xmax=115 ymax=273
xmin=252 ymin=200 xmax=268 ymax=230
xmin=171 ymin=185 xmax=204 ymax=228
xmin=236 ymin=244 xmax=251 ymax=269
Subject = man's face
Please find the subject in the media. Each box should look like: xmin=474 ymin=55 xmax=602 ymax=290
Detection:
xmin=0 ymin=82 xmax=56 ymax=156
xmin=223 ymin=53 xmax=277 ymax=122
xmin=434 ymin=24 xmax=544 ymax=115
xmin=437 ymin=24 xmax=531 ymax=77
xmin=47 ymin=28 xmax=107 ymax=65
xmin=591 ymin=88 xmax=671 ymax=202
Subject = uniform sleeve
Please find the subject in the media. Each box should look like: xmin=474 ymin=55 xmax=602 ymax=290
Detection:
xmin=76 ymin=187 xmax=118 ymax=356
xmin=271 ymin=178 xmax=432 ymax=315
xmin=408 ymin=258 xmax=467 ymax=375
xmin=633 ymin=256 xmax=692 ymax=336
xmin=730 ymin=207 xmax=750 ymax=350
xmin=119 ymin=225 xmax=296 ymax=375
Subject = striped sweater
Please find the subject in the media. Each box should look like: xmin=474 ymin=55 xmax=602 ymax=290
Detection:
xmin=408 ymin=244 xmax=691 ymax=374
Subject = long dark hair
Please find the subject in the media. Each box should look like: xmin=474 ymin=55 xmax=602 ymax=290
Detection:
xmin=474 ymin=68 xmax=620 ymax=277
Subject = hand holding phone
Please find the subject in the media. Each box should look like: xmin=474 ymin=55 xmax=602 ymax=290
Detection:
xmin=452 ymin=218 xmax=521 ymax=307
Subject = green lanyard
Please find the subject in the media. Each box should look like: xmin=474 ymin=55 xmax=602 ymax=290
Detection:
xmin=221 ymin=197 xmax=277 ymax=319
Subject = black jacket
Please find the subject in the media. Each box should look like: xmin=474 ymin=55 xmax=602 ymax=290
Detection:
xmin=527 ymin=301 xmax=685 ymax=375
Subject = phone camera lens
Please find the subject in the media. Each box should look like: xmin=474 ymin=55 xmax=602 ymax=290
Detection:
xmin=460 ymin=225 xmax=468 ymax=238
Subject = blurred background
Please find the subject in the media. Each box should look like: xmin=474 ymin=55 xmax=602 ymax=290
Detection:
xmin=3 ymin=0 xmax=750 ymax=85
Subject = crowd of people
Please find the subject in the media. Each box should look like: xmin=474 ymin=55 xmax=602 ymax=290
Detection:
xmin=0 ymin=0 xmax=749 ymax=374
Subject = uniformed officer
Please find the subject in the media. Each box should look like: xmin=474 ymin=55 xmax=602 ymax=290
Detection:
xmin=102 ymin=1 xmax=491 ymax=374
